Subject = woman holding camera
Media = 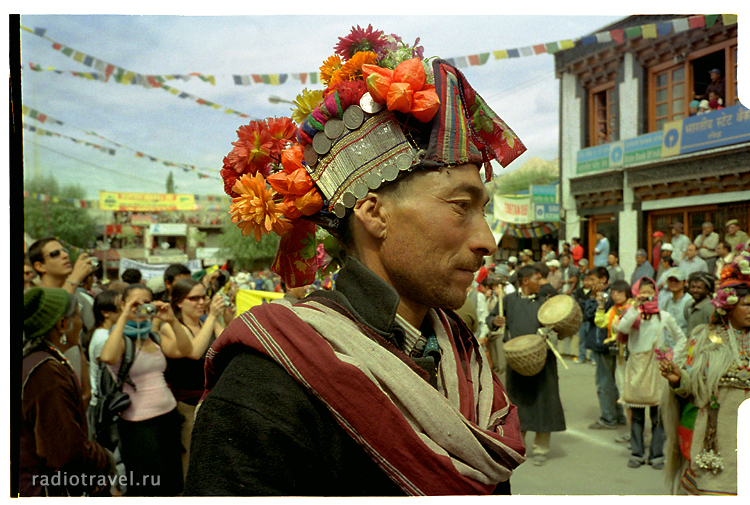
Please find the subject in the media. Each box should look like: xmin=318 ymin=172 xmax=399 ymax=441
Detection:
xmin=165 ymin=277 xmax=226 ymax=480
xmin=613 ymin=277 xmax=686 ymax=469
xmin=99 ymin=283 xmax=192 ymax=496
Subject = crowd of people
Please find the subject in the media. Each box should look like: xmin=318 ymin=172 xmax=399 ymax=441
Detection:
xmin=19 ymin=23 xmax=748 ymax=496
xmin=455 ymin=220 xmax=748 ymax=495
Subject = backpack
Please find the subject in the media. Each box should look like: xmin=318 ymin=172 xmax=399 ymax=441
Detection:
xmin=91 ymin=332 xmax=160 ymax=451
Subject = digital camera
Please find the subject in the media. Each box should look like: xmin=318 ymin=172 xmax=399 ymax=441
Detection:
xmin=136 ymin=303 xmax=158 ymax=317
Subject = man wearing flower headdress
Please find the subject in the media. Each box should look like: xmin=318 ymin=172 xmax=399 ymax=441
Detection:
xmin=186 ymin=26 xmax=528 ymax=496
xmin=660 ymin=250 xmax=750 ymax=495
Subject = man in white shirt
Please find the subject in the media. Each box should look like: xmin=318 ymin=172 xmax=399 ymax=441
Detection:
xmin=678 ymin=243 xmax=708 ymax=279
xmin=693 ymin=221 xmax=719 ymax=274
xmin=658 ymin=267 xmax=690 ymax=335
xmin=669 ymin=222 xmax=691 ymax=266
xmin=714 ymin=240 xmax=734 ymax=277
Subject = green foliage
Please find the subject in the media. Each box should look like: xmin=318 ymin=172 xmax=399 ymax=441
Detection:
xmin=488 ymin=157 xmax=559 ymax=196
xmin=218 ymin=214 xmax=280 ymax=271
xmin=23 ymin=174 xmax=96 ymax=249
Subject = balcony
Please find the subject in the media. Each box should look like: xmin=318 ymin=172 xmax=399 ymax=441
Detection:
xmin=574 ymin=103 xmax=750 ymax=177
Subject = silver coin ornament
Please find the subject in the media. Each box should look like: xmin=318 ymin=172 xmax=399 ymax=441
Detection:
xmin=343 ymin=105 xmax=365 ymax=130
xmin=312 ymin=131 xmax=332 ymax=155
xmin=304 ymin=144 xmax=319 ymax=168
xmin=366 ymin=171 xmax=383 ymax=190
xmin=359 ymin=92 xmax=384 ymax=114
xmin=324 ymin=118 xmax=345 ymax=140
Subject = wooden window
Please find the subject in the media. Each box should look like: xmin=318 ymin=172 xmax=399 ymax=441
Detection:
xmin=652 ymin=65 xmax=686 ymax=132
xmin=731 ymin=45 xmax=738 ymax=105
xmin=588 ymin=83 xmax=616 ymax=146
xmin=648 ymin=38 xmax=738 ymax=132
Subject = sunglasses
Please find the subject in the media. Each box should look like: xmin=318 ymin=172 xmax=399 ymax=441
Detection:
xmin=186 ymin=294 xmax=208 ymax=302
xmin=44 ymin=248 xmax=68 ymax=259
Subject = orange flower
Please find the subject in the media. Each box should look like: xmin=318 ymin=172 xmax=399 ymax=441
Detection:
xmin=320 ymin=54 xmax=343 ymax=86
xmin=229 ymin=172 xmax=292 ymax=241
xmin=363 ymin=58 xmax=440 ymax=122
xmin=266 ymin=117 xmax=298 ymax=152
xmin=328 ymin=51 xmax=378 ymax=88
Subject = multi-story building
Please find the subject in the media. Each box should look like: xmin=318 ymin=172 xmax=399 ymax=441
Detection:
xmin=555 ymin=14 xmax=748 ymax=279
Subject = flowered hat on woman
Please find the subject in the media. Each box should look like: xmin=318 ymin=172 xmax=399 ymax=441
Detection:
xmin=711 ymin=250 xmax=750 ymax=316
xmin=221 ymin=25 xmax=526 ymax=287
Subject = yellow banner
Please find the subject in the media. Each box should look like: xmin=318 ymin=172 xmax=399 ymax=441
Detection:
xmin=235 ymin=289 xmax=284 ymax=316
xmin=99 ymin=191 xmax=196 ymax=211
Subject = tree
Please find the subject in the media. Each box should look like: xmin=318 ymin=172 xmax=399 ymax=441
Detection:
xmin=218 ymin=214 xmax=280 ymax=271
xmin=23 ymin=174 xmax=97 ymax=253
xmin=166 ymin=170 xmax=175 ymax=194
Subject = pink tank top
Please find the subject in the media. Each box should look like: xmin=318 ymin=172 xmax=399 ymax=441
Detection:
xmin=108 ymin=347 xmax=176 ymax=422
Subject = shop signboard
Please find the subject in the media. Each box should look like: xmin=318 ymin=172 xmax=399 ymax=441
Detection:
xmin=534 ymin=203 xmax=560 ymax=222
xmin=99 ymin=191 xmax=196 ymax=211
xmin=493 ymin=194 xmax=531 ymax=224
xmin=661 ymin=104 xmax=750 ymax=158
xmin=623 ymin=131 xmax=663 ymax=164
xmin=530 ymin=184 xmax=558 ymax=204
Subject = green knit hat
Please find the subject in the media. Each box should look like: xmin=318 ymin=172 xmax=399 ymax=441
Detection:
xmin=23 ymin=287 xmax=73 ymax=345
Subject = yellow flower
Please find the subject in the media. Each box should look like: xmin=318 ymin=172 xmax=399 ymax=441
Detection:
xmin=319 ymin=55 xmax=342 ymax=86
xmin=291 ymin=88 xmax=324 ymax=125
xmin=328 ymin=51 xmax=378 ymax=88
xmin=229 ymin=172 xmax=292 ymax=241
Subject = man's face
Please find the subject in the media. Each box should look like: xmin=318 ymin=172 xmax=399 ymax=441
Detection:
xmin=636 ymin=254 xmax=646 ymax=265
xmin=717 ymin=243 xmax=729 ymax=256
xmin=36 ymin=241 xmax=72 ymax=278
xmin=688 ymin=280 xmax=710 ymax=303
xmin=607 ymin=254 xmax=616 ymax=266
xmin=710 ymin=71 xmax=720 ymax=82
xmin=667 ymin=277 xmax=685 ymax=294
xmin=561 ymin=256 xmax=570 ymax=267
xmin=728 ymin=223 xmax=738 ymax=235
xmin=702 ymin=225 xmax=713 ymax=236
xmin=596 ymin=233 xmax=603 ymax=242
xmin=653 ymin=235 xmax=662 ymax=244
xmin=686 ymin=244 xmax=698 ymax=259
xmin=24 ymin=264 xmax=36 ymax=283
xmin=523 ymin=272 xmax=543 ymax=295
xmin=672 ymin=228 xmax=681 ymax=236
xmin=376 ymin=164 xmax=496 ymax=312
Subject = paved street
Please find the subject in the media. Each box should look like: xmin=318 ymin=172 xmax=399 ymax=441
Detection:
xmin=505 ymin=355 xmax=670 ymax=496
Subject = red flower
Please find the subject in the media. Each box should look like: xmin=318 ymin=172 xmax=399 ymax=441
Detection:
xmin=221 ymin=164 xmax=240 ymax=197
xmin=266 ymin=117 xmax=298 ymax=153
xmin=334 ymin=24 xmax=386 ymax=61
xmin=225 ymin=121 xmax=274 ymax=175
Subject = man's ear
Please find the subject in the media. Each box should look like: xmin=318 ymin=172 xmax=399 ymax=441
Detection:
xmin=33 ymin=260 xmax=46 ymax=277
xmin=352 ymin=193 xmax=388 ymax=241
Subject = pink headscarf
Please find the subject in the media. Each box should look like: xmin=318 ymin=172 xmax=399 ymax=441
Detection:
xmin=631 ymin=276 xmax=659 ymax=327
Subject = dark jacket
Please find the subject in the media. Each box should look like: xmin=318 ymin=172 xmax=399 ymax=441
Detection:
xmin=583 ymin=287 xmax=614 ymax=353
xmin=20 ymin=349 xmax=111 ymax=496
xmin=186 ymin=257 xmax=511 ymax=496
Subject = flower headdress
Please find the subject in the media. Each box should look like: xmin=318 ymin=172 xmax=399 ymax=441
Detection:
xmin=711 ymin=250 xmax=750 ymax=316
xmin=221 ymin=25 xmax=526 ymax=287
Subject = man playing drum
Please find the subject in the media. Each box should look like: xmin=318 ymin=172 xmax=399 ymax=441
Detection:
xmin=490 ymin=265 xmax=566 ymax=466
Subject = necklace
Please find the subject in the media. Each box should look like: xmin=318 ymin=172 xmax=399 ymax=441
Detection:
xmin=723 ymin=324 xmax=750 ymax=387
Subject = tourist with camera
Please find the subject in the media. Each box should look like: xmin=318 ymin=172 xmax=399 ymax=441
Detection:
xmin=165 ymin=277 xmax=227 ymax=481
xmin=612 ymin=277 xmax=686 ymax=470
xmin=99 ymin=283 xmax=192 ymax=496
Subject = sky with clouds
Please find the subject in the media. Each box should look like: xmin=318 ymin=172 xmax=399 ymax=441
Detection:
xmin=18 ymin=5 xmax=741 ymax=200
